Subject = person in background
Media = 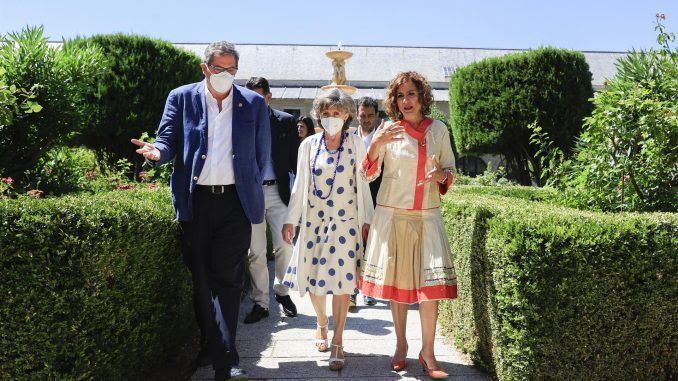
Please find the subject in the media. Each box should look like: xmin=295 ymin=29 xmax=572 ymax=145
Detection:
xmin=348 ymin=96 xmax=382 ymax=311
xmin=281 ymin=89 xmax=374 ymax=371
xmin=243 ymin=77 xmax=299 ymax=324
xmin=359 ymin=71 xmax=457 ymax=379
xmin=132 ymin=41 xmax=270 ymax=381
xmin=297 ymin=115 xmax=314 ymax=141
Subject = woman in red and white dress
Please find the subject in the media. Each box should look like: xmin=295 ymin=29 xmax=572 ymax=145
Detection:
xmin=359 ymin=71 xmax=457 ymax=379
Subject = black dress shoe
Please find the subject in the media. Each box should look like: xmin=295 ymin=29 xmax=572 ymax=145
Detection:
xmin=275 ymin=293 xmax=298 ymax=317
xmin=215 ymin=366 xmax=248 ymax=381
xmin=194 ymin=345 xmax=210 ymax=367
xmin=244 ymin=304 xmax=269 ymax=324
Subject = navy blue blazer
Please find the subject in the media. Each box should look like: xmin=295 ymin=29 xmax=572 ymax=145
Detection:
xmin=152 ymin=81 xmax=271 ymax=223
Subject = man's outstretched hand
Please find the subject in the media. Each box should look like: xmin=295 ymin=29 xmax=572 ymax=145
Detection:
xmin=131 ymin=139 xmax=161 ymax=161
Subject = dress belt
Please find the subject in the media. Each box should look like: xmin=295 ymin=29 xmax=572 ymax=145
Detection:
xmin=195 ymin=184 xmax=236 ymax=194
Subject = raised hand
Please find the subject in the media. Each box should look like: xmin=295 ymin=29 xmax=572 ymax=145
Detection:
xmin=371 ymin=120 xmax=405 ymax=148
xmin=131 ymin=139 xmax=161 ymax=161
xmin=367 ymin=120 xmax=405 ymax=162
xmin=418 ymin=155 xmax=447 ymax=185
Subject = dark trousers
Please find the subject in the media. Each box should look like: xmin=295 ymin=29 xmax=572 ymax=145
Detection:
xmin=180 ymin=185 xmax=251 ymax=372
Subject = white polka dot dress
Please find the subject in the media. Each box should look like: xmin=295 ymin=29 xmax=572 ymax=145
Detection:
xmin=283 ymin=133 xmax=363 ymax=296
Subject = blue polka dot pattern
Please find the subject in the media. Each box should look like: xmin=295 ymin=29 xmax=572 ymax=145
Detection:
xmin=282 ymin=137 xmax=361 ymax=296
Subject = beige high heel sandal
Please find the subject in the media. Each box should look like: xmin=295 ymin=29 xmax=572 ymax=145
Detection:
xmin=314 ymin=323 xmax=329 ymax=352
xmin=329 ymin=344 xmax=345 ymax=371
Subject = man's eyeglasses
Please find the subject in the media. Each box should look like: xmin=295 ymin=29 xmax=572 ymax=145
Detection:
xmin=207 ymin=64 xmax=238 ymax=75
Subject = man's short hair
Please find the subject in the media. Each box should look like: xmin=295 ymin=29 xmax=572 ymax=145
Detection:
xmin=246 ymin=77 xmax=271 ymax=95
xmin=357 ymin=96 xmax=379 ymax=113
xmin=203 ymin=41 xmax=239 ymax=65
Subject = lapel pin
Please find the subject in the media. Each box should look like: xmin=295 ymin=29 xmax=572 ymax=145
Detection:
xmin=238 ymin=102 xmax=243 ymax=108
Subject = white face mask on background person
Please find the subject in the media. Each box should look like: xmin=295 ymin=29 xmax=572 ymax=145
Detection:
xmin=321 ymin=117 xmax=344 ymax=136
xmin=209 ymin=70 xmax=234 ymax=94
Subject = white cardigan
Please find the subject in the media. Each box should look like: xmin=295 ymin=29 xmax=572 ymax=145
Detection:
xmin=285 ymin=131 xmax=374 ymax=229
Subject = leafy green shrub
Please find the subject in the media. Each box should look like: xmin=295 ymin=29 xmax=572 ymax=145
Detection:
xmin=0 ymin=26 xmax=107 ymax=180
xmin=0 ymin=66 xmax=41 ymax=127
xmin=449 ymin=47 xmax=593 ymax=185
xmin=67 ymin=34 xmax=203 ymax=170
xmin=557 ymin=17 xmax=677 ymax=212
xmin=0 ymin=188 xmax=193 ymax=380
xmin=439 ymin=189 xmax=677 ymax=379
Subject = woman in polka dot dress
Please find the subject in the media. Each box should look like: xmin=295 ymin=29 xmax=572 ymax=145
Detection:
xmin=282 ymin=89 xmax=374 ymax=371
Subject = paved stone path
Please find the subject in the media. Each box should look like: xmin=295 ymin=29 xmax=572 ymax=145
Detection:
xmin=192 ymin=261 xmax=489 ymax=381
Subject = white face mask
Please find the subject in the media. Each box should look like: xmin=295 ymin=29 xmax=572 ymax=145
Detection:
xmin=209 ymin=70 xmax=234 ymax=94
xmin=321 ymin=117 xmax=344 ymax=136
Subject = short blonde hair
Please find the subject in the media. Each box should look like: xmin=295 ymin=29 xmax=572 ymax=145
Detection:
xmin=384 ymin=71 xmax=434 ymax=120
xmin=311 ymin=89 xmax=356 ymax=131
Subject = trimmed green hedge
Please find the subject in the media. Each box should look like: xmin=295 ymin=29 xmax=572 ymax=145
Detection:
xmin=0 ymin=188 xmax=193 ymax=380
xmin=449 ymin=47 xmax=593 ymax=184
xmin=67 ymin=34 xmax=203 ymax=168
xmin=440 ymin=187 xmax=677 ymax=380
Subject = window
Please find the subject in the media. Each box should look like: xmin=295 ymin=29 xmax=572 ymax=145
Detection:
xmin=442 ymin=66 xmax=456 ymax=78
xmin=284 ymin=109 xmax=301 ymax=118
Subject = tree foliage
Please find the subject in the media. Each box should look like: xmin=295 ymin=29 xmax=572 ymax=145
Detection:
xmin=67 ymin=34 xmax=203 ymax=170
xmin=0 ymin=26 xmax=106 ymax=179
xmin=449 ymin=47 xmax=594 ymax=185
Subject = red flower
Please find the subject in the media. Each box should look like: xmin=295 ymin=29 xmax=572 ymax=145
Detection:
xmin=2 ymin=177 xmax=13 ymax=185
xmin=116 ymin=184 xmax=135 ymax=190
xmin=27 ymin=189 xmax=45 ymax=198
xmin=85 ymin=170 xmax=96 ymax=180
xmin=147 ymin=183 xmax=158 ymax=190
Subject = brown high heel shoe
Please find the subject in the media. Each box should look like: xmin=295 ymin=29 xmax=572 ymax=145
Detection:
xmin=419 ymin=352 xmax=449 ymax=379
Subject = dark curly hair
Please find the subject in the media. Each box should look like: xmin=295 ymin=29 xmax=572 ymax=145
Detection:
xmin=383 ymin=71 xmax=434 ymax=120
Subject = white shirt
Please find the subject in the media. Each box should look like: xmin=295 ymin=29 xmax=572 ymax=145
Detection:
xmin=356 ymin=126 xmax=376 ymax=149
xmin=197 ymin=83 xmax=236 ymax=185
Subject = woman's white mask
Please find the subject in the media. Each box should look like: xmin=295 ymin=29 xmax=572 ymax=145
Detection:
xmin=321 ymin=117 xmax=344 ymax=136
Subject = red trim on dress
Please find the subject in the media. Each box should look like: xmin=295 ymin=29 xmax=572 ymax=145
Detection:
xmin=360 ymin=276 xmax=457 ymax=304
xmin=400 ymin=118 xmax=433 ymax=210
xmin=362 ymin=155 xmax=379 ymax=177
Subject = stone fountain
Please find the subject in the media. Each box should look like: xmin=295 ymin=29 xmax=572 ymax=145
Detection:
xmin=321 ymin=43 xmax=357 ymax=95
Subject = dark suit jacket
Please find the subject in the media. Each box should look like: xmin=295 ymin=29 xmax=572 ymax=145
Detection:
xmin=269 ymin=107 xmax=299 ymax=206
xmin=152 ymin=81 xmax=271 ymax=223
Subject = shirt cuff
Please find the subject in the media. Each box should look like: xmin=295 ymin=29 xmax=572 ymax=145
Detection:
xmin=362 ymin=155 xmax=379 ymax=177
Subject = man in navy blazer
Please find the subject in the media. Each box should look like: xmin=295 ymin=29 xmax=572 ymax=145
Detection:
xmin=132 ymin=41 xmax=269 ymax=381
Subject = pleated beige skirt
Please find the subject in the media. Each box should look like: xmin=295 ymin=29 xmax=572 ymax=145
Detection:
xmin=359 ymin=205 xmax=457 ymax=304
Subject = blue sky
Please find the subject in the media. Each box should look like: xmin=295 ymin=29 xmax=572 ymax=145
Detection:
xmin=1 ymin=0 xmax=676 ymax=52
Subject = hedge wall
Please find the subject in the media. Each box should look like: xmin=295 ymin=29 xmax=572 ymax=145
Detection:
xmin=0 ymin=188 xmax=193 ymax=380
xmin=439 ymin=186 xmax=677 ymax=380
xmin=449 ymin=47 xmax=593 ymax=184
xmin=66 ymin=34 xmax=203 ymax=168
